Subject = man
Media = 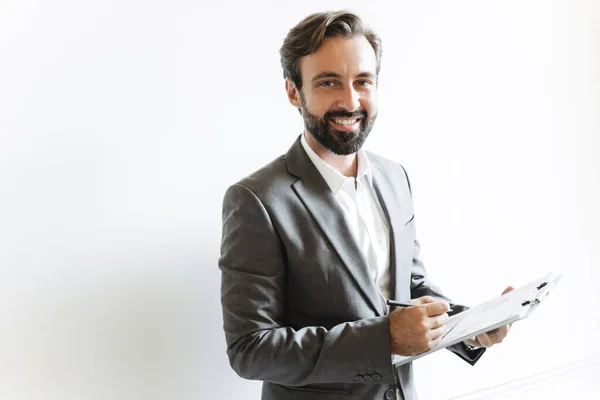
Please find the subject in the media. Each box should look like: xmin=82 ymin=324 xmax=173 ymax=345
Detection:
xmin=219 ymin=11 xmax=511 ymax=400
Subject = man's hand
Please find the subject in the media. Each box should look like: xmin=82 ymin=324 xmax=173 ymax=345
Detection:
xmin=464 ymin=286 xmax=514 ymax=348
xmin=388 ymin=296 xmax=450 ymax=356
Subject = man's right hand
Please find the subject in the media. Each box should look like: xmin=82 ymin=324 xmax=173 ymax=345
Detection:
xmin=388 ymin=296 xmax=450 ymax=356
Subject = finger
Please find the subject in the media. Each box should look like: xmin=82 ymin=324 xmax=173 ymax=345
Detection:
xmin=411 ymin=296 xmax=437 ymax=305
xmin=489 ymin=325 xmax=509 ymax=343
xmin=428 ymin=324 xmax=448 ymax=342
xmin=427 ymin=312 xmax=449 ymax=330
xmin=502 ymin=286 xmax=515 ymax=295
xmin=424 ymin=300 xmax=451 ymax=316
xmin=476 ymin=333 xmax=493 ymax=347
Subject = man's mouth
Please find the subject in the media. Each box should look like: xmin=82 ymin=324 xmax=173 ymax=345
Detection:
xmin=329 ymin=117 xmax=361 ymax=131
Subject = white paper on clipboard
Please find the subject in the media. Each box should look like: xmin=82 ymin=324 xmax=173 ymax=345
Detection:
xmin=393 ymin=272 xmax=563 ymax=366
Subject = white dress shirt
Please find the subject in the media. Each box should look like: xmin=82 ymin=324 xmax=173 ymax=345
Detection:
xmin=300 ymin=133 xmax=392 ymax=308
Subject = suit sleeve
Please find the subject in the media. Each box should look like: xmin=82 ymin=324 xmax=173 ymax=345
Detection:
xmin=219 ymin=183 xmax=396 ymax=386
xmin=401 ymin=166 xmax=486 ymax=365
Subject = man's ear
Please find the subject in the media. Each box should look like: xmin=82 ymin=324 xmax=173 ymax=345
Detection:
xmin=285 ymin=78 xmax=302 ymax=109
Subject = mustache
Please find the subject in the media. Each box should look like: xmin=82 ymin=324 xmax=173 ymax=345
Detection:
xmin=324 ymin=110 xmax=367 ymax=120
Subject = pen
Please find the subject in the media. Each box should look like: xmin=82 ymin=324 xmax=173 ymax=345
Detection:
xmin=386 ymin=299 xmax=453 ymax=312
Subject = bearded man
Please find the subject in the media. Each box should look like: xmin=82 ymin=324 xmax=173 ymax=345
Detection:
xmin=218 ymin=10 xmax=511 ymax=400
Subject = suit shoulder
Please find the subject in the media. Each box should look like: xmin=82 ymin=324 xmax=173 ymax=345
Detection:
xmin=367 ymin=151 xmax=414 ymax=196
xmin=367 ymin=151 xmax=408 ymax=176
xmin=227 ymin=154 xmax=294 ymax=199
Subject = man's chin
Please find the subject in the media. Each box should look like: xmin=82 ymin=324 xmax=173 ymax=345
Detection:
xmin=330 ymin=127 xmax=360 ymax=139
xmin=330 ymin=138 xmax=365 ymax=155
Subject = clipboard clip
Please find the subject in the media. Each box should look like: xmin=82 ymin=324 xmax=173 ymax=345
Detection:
xmin=521 ymin=283 xmax=546 ymax=306
xmin=521 ymin=298 xmax=541 ymax=307
xmin=520 ymin=274 xmax=562 ymax=307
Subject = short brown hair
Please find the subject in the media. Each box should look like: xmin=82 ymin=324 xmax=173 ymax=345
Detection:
xmin=280 ymin=11 xmax=382 ymax=91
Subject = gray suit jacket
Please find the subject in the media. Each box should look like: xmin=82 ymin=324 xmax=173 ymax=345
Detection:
xmin=219 ymin=137 xmax=485 ymax=400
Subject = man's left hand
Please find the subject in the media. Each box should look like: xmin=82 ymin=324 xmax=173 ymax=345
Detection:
xmin=464 ymin=286 xmax=514 ymax=348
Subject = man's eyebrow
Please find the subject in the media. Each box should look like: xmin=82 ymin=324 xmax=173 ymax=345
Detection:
xmin=357 ymin=72 xmax=377 ymax=79
xmin=311 ymin=72 xmax=342 ymax=82
xmin=311 ymin=71 xmax=377 ymax=82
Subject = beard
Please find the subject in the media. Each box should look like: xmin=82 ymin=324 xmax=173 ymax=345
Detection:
xmin=299 ymin=95 xmax=376 ymax=156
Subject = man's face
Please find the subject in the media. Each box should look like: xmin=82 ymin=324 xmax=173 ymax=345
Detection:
xmin=290 ymin=36 xmax=378 ymax=155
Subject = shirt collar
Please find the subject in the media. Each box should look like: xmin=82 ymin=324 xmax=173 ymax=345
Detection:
xmin=300 ymin=133 xmax=373 ymax=194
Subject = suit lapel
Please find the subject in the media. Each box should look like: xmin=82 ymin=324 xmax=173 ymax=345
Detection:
xmin=370 ymin=159 xmax=407 ymax=302
xmin=286 ymin=138 xmax=384 ymax=316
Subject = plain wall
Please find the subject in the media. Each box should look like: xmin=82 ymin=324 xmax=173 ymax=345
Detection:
xmin=1 ymin=1 xmax=599 ymax=399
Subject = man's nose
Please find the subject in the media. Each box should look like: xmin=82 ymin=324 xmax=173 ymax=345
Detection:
xmin=336 ymin=86 xmax=361 ymax=112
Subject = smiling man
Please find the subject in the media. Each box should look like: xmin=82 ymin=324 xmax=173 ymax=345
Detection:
xmin=219 ymin=11 xmax=511 ymax=400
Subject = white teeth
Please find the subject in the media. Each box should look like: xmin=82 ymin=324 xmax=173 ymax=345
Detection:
xmin=333 ymin=119 xmax=357 ymax=125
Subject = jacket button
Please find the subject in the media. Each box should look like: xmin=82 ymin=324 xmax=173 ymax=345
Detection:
xmin=372 ymin=373 xmax=382 ymax=381
xmin=385 ymin=388 xmax=395 ymax=399
xmin=354 ymin=375 xmax=364 ymax=382
xmin=364 ymin=374 xmax=373 ymax=382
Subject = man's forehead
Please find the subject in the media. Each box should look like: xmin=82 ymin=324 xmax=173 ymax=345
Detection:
xmin=300 ymin=36 xmax=377 ymax=79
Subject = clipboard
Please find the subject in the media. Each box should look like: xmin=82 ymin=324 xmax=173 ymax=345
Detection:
xmin=393 ymin=272 xmax=563 ymax=366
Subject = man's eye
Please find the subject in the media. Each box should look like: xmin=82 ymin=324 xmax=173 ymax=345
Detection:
xmin=356 ymin=80 xmax=371 ymax=87
xmin=319 ymin=81 xmax=335 ymax=87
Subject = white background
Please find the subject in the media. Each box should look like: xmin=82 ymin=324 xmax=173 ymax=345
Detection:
xmin=1 ymin=1 xmax=599 ymax=399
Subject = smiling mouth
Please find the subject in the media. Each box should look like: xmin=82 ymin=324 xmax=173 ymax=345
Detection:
xmin=331 ymin=118 xmax=360 ymax=126
xmin=329 ymin=118 xmax=362 ymax=132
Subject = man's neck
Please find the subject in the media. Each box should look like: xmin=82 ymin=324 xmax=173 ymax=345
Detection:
xmin=304 ymin=131 xmax=358 ymax=178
